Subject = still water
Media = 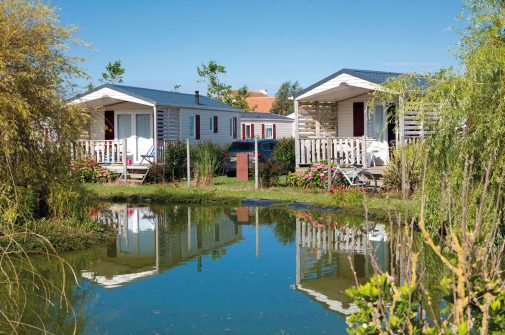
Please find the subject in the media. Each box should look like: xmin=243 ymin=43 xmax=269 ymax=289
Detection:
xmin=59 ymin=205 xmax=387 ymax=334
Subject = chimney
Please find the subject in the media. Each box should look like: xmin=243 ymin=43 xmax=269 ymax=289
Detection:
xmin=195 ymin=91 xmax=200 ymax=104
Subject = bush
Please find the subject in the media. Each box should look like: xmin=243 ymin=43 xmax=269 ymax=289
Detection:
xmin=259 ymin=161 xmax=284 ymax=188
xmin=382 ymin=143 xmax=423 ymax=195
xmin=330 ymin=188 xmax=365 ymax=207
xmin=145 ymin=163 xmax=167 ymax=184
xmin=164 ymin=141 xmax=187 ymax=180
xmin=272 ymin=138 xmax=295 ymax=175
xmin=191 ymin=142 xmax=226 ymax=186
xmin=287 ymin=163 xmax=346 ymax=188
xmin=70 ymin=157 xmax=117 ymax=183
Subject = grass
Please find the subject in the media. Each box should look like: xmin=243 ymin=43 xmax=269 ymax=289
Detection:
xmin=85 ymin=176 xmax=417 ymax=221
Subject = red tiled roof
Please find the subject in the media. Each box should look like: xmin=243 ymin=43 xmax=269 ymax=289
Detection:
xmin=246 ymin=96 xmax=275 ymax=113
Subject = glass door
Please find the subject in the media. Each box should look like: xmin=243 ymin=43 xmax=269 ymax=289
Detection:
xmin=135 ymin=114 xmax=151 ymax=162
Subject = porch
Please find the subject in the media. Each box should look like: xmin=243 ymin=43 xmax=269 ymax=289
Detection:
xmin=294 ymin=69 xmax=401 ymax=169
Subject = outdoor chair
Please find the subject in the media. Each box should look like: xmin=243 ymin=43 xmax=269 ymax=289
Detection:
xmin=139 ymin=146 xmax=156 ymax=165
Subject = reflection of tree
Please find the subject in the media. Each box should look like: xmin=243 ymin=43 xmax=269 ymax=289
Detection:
xmin=0 ymin=247 xmax=103 ymax=334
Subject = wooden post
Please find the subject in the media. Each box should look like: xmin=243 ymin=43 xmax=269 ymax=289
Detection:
xmin=254 ymin=137 xmax=259 ymax=190
xmin=122 ymin=139 xmax=127 ymax=182
xmin=294 ymin=100 xmax=300 ymax=168
xmin=327 ymin=138 xmax=332 ymax=191
xmin=153 ymin=106 xmax=158 ymax=164
xmin=186 ymin=138 xmax=191 ymax=187
xmin=361 ymin=135 xmax=367 ymax=168
xmin=399 ymin=95 xmax=407 ymax=200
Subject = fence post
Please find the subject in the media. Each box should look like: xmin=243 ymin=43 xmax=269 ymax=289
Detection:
xmin=327 ymin=139 xmax=332 ymax=191
xmin=186 ymin=138 xmax=191 ymax=188
xmin=122 ymin=139 xmax=127 ymax=182
xmin=361 ymin=135 xmax=367 ymax=168
xmin=254 ymin=137 xmax=259 ymax=190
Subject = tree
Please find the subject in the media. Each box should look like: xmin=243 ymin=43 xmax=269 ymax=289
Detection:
xmin=0 ymin=0 xmax=88 ymax=219
xmin=271 ymin=81 xmax=302 ymax=115
xmin=196 ymin=60 xmax=252 ymax=111
xmin=99 ymin=59 xmax=125 ymax=84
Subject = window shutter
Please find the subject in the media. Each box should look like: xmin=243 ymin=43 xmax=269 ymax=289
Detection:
xmin=273 ymin=124 xmax=277 ymax=139
xmin=196 ymin=115 xmax=200 ymax=140
xmin=214 ymin=116 xmax=218 ymax=133
xmin=233 ymin=117 xmax=237 ymax=139
xmin=261 ymin=124 xmax=265 ymax=139
xmin=242 ymin=123 xmax=245 ymax=140
xmin=251 ymin=124 xmax=255 ymax=138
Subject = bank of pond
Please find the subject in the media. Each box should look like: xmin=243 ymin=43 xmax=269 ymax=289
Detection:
xmin=5 ymin=204 xmax=426 ymax=335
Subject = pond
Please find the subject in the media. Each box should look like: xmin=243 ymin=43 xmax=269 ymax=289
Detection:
xmin=29 ymin=204 xmax=389 ymax=335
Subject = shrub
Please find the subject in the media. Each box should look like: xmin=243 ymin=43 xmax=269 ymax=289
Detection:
xmin=330 ymin=188 xmax=365 ymax=207
xmin=164 ymin=141 xmax=187 ymax=180
xmin=272 ymin=138 xmax=295 ymax=175
xmin=191 ymin=142 xmax=226 ymax=186
xmin=70 ymin=157 xmax=117 ymax=183
xmin=287 ymin=163 xmax=346 ymax=188
xmin=259 ymin=161 xmax=284 ymax=188
xmin=382 ymin=143 xmax=423 ymax=195
xmin=145 ymin=163 xmax=167 ymax=184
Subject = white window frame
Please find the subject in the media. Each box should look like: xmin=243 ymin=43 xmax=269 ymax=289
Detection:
xmin=264 ymin=124 xmax=274 ymax=139
xmin=189 ymin=115 xmax=195 ymax=138
xmin=366 ymin=103 xmax=386 ymax=142
xmin=245 ymin=124 xmax=252 ymax=139
xmin=209 ymin=116 xmax=213 ymax=132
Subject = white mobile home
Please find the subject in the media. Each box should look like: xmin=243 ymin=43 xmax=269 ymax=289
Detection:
xmin=294 ymin=69 xmax=423 ymax=168
xmin=71 ymin=84 xmax=242 ymax=164
xmin=240 ymin=112 xmax=294 ymax=140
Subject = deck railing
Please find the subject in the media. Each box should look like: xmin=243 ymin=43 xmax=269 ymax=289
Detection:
xmin=76 ymin=140 xmax=127 ymax=164
xmin=296 ymin=136 xmax=367 ymax=167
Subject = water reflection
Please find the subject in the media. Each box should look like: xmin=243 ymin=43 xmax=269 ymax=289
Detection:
xmin=72 ymin=204 xmax=389 ymax=334
xmin=295 ymin=216 xmax=388 ymax=315
xmin=85 ymin=205 xmax=243 ymax=288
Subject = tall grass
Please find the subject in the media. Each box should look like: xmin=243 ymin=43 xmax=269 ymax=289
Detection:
xmin=191 ymin=142 xmax=225 ymax=186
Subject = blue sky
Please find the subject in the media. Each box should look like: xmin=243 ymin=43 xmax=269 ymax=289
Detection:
xmin=55 ymin=0 xmax=462 ymax=95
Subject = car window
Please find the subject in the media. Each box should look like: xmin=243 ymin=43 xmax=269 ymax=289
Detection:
xmin=261 ymin=143 xmax=274 ymax=151
xmin=228 ymin=142 xmax=254 ymax=151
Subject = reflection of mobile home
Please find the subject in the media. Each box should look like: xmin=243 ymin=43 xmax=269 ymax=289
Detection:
xmin=82 ymin=206 xmax=242 ymax=288
xmin=295 ymin=218 xmax=388 ymax=315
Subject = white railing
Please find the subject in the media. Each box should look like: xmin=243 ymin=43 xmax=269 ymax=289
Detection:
xmin=76 ymin=140 xmax=127 ymax=164
xmin=296 ymin=136 xmax=367 ymax=167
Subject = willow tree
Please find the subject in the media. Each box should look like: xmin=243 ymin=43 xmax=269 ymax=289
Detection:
xmin=346 ymin=1 xmax=505 ymax=333
xmin=0 ymin=0 xmax=88 ymax=220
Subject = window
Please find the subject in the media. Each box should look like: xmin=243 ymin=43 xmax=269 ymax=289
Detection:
xmin=232 ymin=117 xmax=238 ymax=139
xmin=117 ymin=114 xmax=132 ymax=139
xmin=189 ymin=115 xmax=195 ymax=137
xmin=210 ymin=116 xmax=213 ymax=131
xmin=265 ymin=124 xmax=273 ymax=139
xmin=367 ymin=105 xmax=384 ymax=141
xmin=136 ymin=114 xmax=150 ymax=139
xmin=244 ymin=124 xmax=255 ymax=139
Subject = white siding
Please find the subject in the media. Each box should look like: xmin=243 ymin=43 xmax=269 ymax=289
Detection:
xmin=240 ymin=120 xmax=294 ymax=139
xmin=179 ymin=108 xmax=241 ymax=144
xmin=337 ymin=94 xmax=371 ymax=137
xmin=88 ymin=102 xmax=153 ymax=140
xmin=89 ymin=112 xmax=105 ymax=140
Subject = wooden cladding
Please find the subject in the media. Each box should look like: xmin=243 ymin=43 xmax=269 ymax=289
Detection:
xmin=298 ymin=101 xmax=338 ymax=138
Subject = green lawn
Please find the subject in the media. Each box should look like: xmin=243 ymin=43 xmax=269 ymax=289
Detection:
xmin=85 ymin=176 xmax=417 ymax=220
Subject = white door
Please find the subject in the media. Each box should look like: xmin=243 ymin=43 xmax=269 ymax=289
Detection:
xmin=117 ymin=114 xmax=135 ymax=162
xmin=135 ymin=113 xmax=152 ymax=162
xmin=116 ymin=112 xmax=153 ymax=163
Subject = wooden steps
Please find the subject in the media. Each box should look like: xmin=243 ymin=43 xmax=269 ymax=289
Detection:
xmin=121 ymin=165 xmax=150 ymax=184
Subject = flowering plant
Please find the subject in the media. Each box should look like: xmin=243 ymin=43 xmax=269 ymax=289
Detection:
xmin=287 ymin=162 xmax=346 ymax=188
xmin=69 ymin=157 xmax=117 ymax=183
